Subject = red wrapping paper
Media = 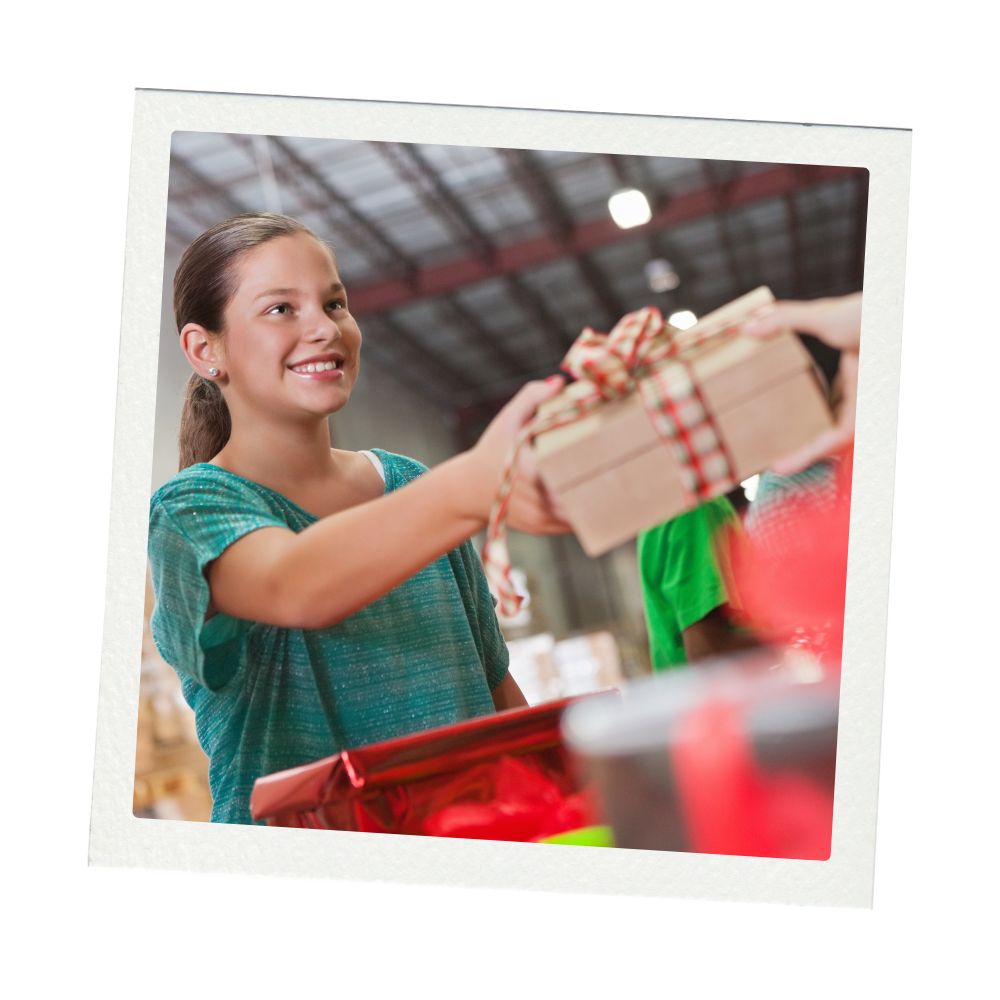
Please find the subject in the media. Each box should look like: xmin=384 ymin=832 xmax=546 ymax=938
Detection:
xmin=250 ymin=697 xmax=599 ymax=842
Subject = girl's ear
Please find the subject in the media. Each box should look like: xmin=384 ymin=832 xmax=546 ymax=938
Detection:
xmin=180 ymin=323 xmax=223 ymax=377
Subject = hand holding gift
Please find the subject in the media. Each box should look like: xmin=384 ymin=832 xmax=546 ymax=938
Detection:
xmin=738 ymin=292 xmax=862 ymax=474
xmin=468 ymin=375 xmax=573 ymax=536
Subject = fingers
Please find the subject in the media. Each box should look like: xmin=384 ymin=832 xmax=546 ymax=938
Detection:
xmin=739 ymin=300 xmax=821 ymax=339
xmin=502 ymin=375 xmax=566 ymax=428
xmin=547 ymin=490 xmax=570 ymax=523
xmin=770 ymin=424 xmax=855 ymax=476
xmin=511 ymin=436 xmax=572 ymax=533
xmin=471 ymin=375 xmax=568 ymax=517
xmin=507 ymin=506 xmax=573 ymax=535
xmin=518 ymin=515 xmax=574 ymax=536
xmin=506 ymin=475 xmax=573 ymax=535
xmin=509 ymin=490 xmax=574 ymax=535
xmin=740 ymin=293 xmax=863 ymax=352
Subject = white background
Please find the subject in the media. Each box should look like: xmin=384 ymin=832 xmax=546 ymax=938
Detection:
xmin=5 ymin=2 xmax=997 ymax=996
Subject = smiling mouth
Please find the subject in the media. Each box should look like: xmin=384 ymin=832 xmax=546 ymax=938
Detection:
xmin=289 ymin=358 xmax=344 ymax=374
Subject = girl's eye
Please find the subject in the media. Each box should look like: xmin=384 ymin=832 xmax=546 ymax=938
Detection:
xmin=266 ymin=303 xmax=293 ymax=316
xmin=327 ymin=299 xmax=346 ymax=312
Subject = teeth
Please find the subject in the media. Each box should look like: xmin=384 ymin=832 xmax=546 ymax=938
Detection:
xmin=292 ymin=360 xmax=339 ymax=373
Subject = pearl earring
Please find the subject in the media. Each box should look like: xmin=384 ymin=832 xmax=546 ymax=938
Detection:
xmin=208 ymin=367 xmax=219 ymax=377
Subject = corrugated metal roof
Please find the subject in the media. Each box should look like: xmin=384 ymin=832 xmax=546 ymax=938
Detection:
xmin=165 ymin=131 xmax=866 ymax=416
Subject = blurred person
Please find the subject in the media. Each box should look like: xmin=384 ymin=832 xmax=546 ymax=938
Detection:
xmin=735 ymin=291 xmax=860 ymax=571
xmin=725 ymin=291 xmax=862 ymax=664
xmin=637 ymin=497 xmax=755 ymax=669
xmin=147 ymin=213 xmax=570 ymax=825
xmin=639 ymin=292 xmax=862 ymax=670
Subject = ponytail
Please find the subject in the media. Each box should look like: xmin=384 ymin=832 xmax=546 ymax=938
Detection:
xmin=178 ymin=373 xmax=231 ymax=470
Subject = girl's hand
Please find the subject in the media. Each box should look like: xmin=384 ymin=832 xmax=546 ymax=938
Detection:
xmin=738 ymin=293 xmax=862 ymax=474
xmin=467 ymin=376 xmax=573 ymax=535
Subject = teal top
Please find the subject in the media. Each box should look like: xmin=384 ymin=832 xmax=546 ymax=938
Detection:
xmin=744 ymin=462 xmax=840 ymax=545
xmin=147 ymin=449 xmax=509 ymax=825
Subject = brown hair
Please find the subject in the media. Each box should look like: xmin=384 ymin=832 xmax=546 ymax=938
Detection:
xmin=173 ymin=212 xmax=318 ymax=469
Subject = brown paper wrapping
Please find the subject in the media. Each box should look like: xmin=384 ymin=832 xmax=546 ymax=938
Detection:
xmin=533 ymin=289 xmax=834 ymax=556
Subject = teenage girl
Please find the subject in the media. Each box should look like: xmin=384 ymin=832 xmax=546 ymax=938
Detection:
xmin=147 ymin=213 xmax=569 ymax=824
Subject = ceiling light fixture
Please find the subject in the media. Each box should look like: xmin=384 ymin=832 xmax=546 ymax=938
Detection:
xmin=608 ymin=188 xmax=652 ymax=229
xmin=644 ymin=258 xmax=680 ymax=293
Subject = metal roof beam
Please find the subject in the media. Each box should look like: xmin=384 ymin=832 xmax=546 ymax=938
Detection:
xmin=700 ymin=160 xmax=749 ymax=296
xmin=358 ymin=340 xmax=455 ymax=410
xmin=439 ymin=296 xmax=525 ymax=376
xmin=372 ymin=141 xmax=534 ymax=376
xmin=785 ymin=185 xmax=804 ymax=298
xmin=170 ymin=152 xmax=249 ymax=223
xmin=347 ymin=163 xmax=857 ymax=316
xmin=166 ymin=145 xmax=648 ymax=224
xmin=266 ymin=135 xmax=420 ymax=286
xmin=373 ymin=141 xmax=574 ymax=380
xmin=500 ymin=148 xmax=576 ymax=238
xmin=575 ymin=253 xmax=628 ymax=327
xmin=504 ymin=273 xmax=575 ymax=357
xmin=368 ymin=313 xmax=473 ymax=397
xmin=503 ymin=149 xmax=625 ymax=325
xmin=373 ymin=142 xmax=497 ymax=265
xmin=618 ymin=151 xmax=703 ymax=312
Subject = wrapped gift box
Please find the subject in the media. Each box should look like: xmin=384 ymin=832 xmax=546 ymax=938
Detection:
xmin=532 ymin=287 xmax=834 ymax=556
xmin=250 ymin=697 xmax=599 ymax=841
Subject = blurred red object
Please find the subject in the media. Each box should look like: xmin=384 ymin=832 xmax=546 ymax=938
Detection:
xmin=250 ymin=697 xmax=598 ymax=842
xmin=726 ymin=450 xmax=853 ymax=667
xmin=563 ymin=652 xmax=838 ymax=857
xmin=671 ymin=697 xmax=833 ymax=860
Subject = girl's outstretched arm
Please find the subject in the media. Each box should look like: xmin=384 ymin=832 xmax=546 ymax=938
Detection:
xmin=207 ymin=379 xmax=568 ymax=630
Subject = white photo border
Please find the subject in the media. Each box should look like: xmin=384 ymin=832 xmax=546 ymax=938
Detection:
xmin=90 ymin=88 xmax=910 ymax=907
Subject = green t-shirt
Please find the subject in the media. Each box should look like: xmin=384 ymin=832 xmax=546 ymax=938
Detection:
xmin=147 ymin=450 xmax=508 ymax=825
xmin=636 ymin=497 xmax=739 ymax=671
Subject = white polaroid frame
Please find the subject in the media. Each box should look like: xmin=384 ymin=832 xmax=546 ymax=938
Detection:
xmin=89 ymin=88 xmax=910 ymax=907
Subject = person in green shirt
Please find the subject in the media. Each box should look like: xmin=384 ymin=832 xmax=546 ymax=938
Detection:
xmin=638 ymin=468 xmax=843 ymax=671
xmin=637 ymin=496 xmax=752 ymax=670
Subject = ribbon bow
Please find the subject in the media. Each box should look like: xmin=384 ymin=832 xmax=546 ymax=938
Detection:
xmin=561 ymin=306 xmax=674 ymax=400
xmin=482 ymin=306 xmax=739 ymax=618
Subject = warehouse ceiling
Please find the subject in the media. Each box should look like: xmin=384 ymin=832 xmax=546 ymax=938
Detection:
xmin=166 ymin=132 xmax=867 ymax=424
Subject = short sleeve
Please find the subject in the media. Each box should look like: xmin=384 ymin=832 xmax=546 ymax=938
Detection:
xmin=658 ymin=497 xmax=738 ymax=631
xmin=148 ymin=472 xmax=289 ymax=691
xmin=638 ymin=496 xmax=739 ymax=669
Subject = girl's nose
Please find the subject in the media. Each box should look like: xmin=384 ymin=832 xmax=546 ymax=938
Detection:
xmin=308 ymin=312 xmax=341 ymax=340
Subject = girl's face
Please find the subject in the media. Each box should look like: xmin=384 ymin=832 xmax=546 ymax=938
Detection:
xmin=219 ymin=233 xmax=362 ymax=422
